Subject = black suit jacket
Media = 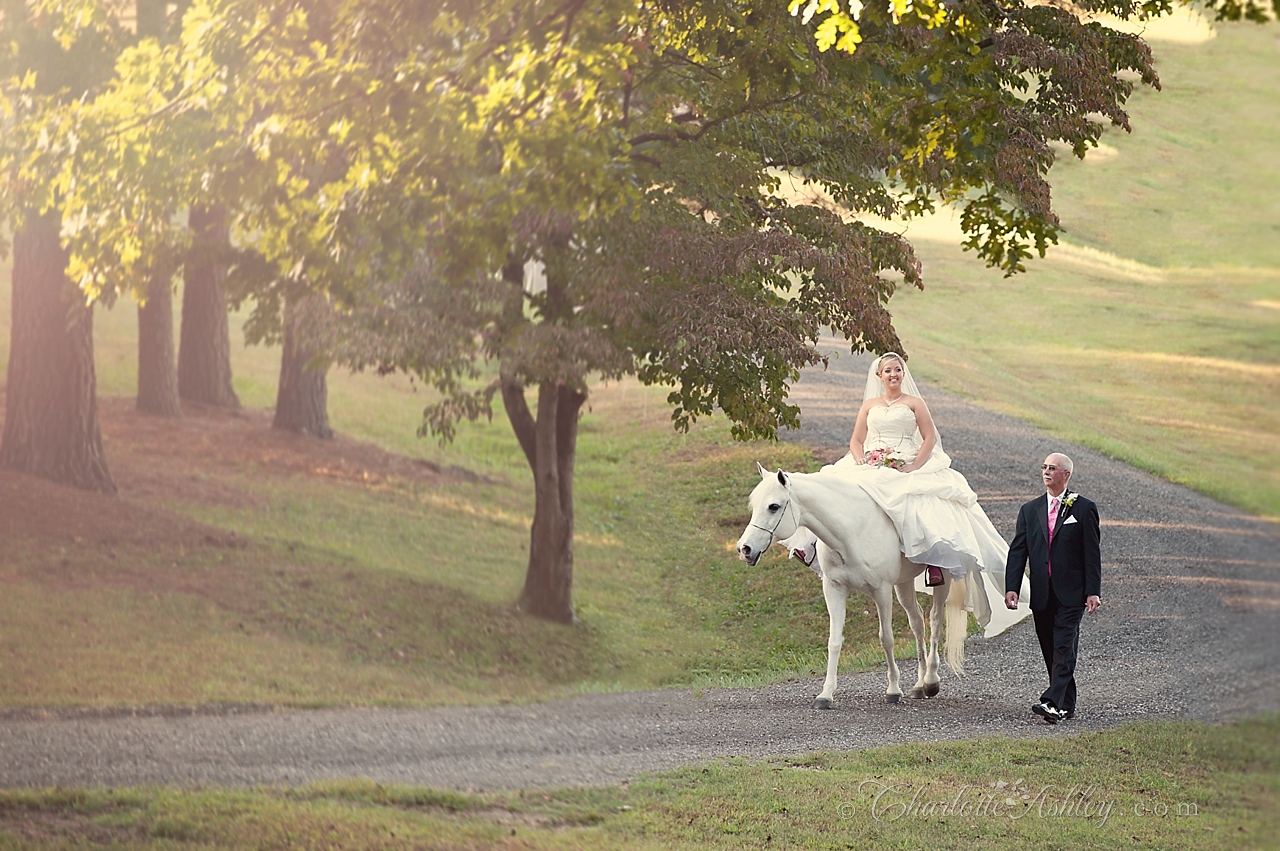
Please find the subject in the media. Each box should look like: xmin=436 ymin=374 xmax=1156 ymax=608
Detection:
xmin=1005 ymin=492 xmax=1101 ymax=610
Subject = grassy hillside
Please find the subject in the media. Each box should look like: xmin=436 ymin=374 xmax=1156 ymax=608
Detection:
xmin=888 ymin=22 xmax=1280 ymax=517
xmin=1049 ymin=23 xmax=1280 ymax=269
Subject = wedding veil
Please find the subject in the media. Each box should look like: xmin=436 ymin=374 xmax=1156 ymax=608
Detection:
xmin=863 ymin=353 xmax=922 ymax=401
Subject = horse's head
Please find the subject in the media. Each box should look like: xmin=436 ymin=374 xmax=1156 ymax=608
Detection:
xmin=736 ymin=463 xmax=799 ymax=566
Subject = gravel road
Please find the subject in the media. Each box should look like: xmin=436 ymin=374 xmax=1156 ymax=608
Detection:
xmin=2 ymin=336 xmax=1277 ymax=790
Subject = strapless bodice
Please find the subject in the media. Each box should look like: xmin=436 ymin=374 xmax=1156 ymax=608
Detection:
xmin=865 ymin=404 xmax=921 ymax=456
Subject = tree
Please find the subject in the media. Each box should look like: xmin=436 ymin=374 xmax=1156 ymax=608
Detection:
xmin=135 ymin=263 xmax=183 ymax=417
xmin=179 ymin=205 xmax=241 ymax=409
xmin=0 ymin=210 xmax=115 ymax=492
xmin=273 ymin=293 xmax=332 ymax=438
xmin=56 ymin=0 xmax=1262 ymax=620
xmin=0 ymin=0 xmax=127 ymax=493
xmin=133 ymin=0 xmax=184 ymax=418
xmin=284 ymin=0 xmax=1153 ymax=622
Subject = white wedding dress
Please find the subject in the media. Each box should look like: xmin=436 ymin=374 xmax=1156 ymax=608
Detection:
xmin=799 ymin=402 xmax=1017 ymax=632
xmin=832 ymin=404 xmax=1008 ymax=579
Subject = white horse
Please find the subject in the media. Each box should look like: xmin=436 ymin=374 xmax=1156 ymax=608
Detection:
xmin=736 ymin=464 xmax=969 ymax=708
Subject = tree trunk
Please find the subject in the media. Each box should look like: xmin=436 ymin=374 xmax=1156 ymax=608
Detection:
xmin=178 ymin=205 xmax=240 ymax=408
xmin=132 ymin=1 xmax=181 ymax=418
xmin=499 ymin=249 xmax=586 ymax=623
xmin=506 ymin=378 xmax=586 ymax=624
xmin=0 ymin=211 xmax=116 ymax=493
xmin=273 ymin=295 xmax=332 ymax=438
xmin=136 ymin=278 xmax=182 ymax=417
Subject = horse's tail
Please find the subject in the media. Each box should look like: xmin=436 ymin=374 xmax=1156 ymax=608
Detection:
xmin=945 ymin=573 xmax=968 ymax=676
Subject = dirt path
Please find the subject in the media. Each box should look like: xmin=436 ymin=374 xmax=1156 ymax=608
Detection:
xmin=1 ymin=338 xmax=1277 ymax=790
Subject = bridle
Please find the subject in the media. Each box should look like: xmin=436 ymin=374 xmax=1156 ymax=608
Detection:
xmin=748 ymin=497 xmax=793 ymax=550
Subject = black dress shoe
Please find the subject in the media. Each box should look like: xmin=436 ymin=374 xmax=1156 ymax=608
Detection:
xmin=1061 ymin=709 xmax=1075 ymax=720
xmin=1032 ymin=702 xmax=1061 ymax=724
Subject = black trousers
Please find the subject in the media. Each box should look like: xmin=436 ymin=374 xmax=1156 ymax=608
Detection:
xmin=1033 ymin=582 xmax=1084 ymax=713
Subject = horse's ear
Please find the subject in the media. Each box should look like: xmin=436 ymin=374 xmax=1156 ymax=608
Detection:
xmin=756 ymin=462 xmax=768 ymax=478
xmin=777 ymin=469 xmax=789 ymax=487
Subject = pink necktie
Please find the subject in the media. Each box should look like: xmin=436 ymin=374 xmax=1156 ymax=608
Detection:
xmin=1047 ymin=497 xmax=1060 ymax=577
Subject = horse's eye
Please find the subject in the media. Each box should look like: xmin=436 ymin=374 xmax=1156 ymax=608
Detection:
xmin=768 ymin=503 xmax=781 ymax=512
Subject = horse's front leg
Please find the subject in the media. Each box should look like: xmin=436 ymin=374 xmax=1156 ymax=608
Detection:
xmin=894 ymin=579 xmax=928 ymax=699
xmin=813 ymin=575 xmax=848 ymax=710
xmin=871 ymin=585 xmax=902 ymax=703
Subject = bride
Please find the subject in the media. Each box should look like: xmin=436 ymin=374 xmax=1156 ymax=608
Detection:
xmin=787 ymin=353 xmax=1012 ymax=628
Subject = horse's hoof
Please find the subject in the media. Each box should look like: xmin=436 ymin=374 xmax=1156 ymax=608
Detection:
xmin=924 ymin=683 xmax=940 ymax=698
xmin=909 ymin=688 xmax=925 ymax=700
xmin=812 ymin=697 xmax=834 ymax=710
xmin=886 ymin=693 xmax=901 ymax=704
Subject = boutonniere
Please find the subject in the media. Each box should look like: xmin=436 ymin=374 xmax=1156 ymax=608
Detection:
xmin=1063 ymin=493 xmax=1078 ymax=508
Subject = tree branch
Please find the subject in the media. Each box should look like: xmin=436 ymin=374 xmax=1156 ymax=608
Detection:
xmin=628 ymin=94 xmax=803 ymax=148
xmin=502 ymin=372 xmax=537 ymax=470
xmin=763 ymin=154 xmax=819 ymax=168
xmin=550 ymin=0 xmax=589 ymax=63
xmin=666 ymin=48 xmax=729 ymax=80
xmin=103 ymin=0 xmax=296 ymax=138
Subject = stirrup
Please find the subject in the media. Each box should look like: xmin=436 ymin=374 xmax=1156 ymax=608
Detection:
xmin=924 ymin=565 xmax=945 ymax=587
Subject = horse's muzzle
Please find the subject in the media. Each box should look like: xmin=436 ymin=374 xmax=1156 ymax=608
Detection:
xmin=737 ymin=544 xmax=761 ymax=566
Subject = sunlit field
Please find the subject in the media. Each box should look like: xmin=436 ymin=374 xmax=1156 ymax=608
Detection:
xmin=878 ymin=22 xmax=1280 ymax=517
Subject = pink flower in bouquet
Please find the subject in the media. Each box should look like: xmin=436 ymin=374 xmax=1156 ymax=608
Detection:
xmin=866 ymin=447 xmax=906 ymax=470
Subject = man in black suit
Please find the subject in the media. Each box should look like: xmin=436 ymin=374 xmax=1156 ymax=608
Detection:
xmin=1005 ymin=452 xmax=1102 ymax=724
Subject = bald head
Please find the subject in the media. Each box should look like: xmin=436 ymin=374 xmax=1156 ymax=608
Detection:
xmin=1047 ymin=453 xmax=1073 ymax=474
xmin=1042 ymin=452 xmax=1073 ymax=495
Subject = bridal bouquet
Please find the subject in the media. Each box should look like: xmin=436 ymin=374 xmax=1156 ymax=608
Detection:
xmin=866 ymin=448 xmax=907 ymax=470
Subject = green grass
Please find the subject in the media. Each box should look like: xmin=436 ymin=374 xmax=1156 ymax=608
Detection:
xmin=1048 ymin=24 xmax=1280 ymax=270
xmin=888 ymin=22 xmax=1280 ymax=517
xmin=892 ymin=250 xmax=1280 ymax=515
xmin=1 ymin=715 xmax=1275 ymax=849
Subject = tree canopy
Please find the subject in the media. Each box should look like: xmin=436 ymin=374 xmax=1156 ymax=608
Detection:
xmin=17 ymin=0 xmax=1172 ymax=434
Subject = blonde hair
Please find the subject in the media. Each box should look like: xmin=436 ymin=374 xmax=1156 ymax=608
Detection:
xmin=876 ymin=353 xmax=904 ymax=375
